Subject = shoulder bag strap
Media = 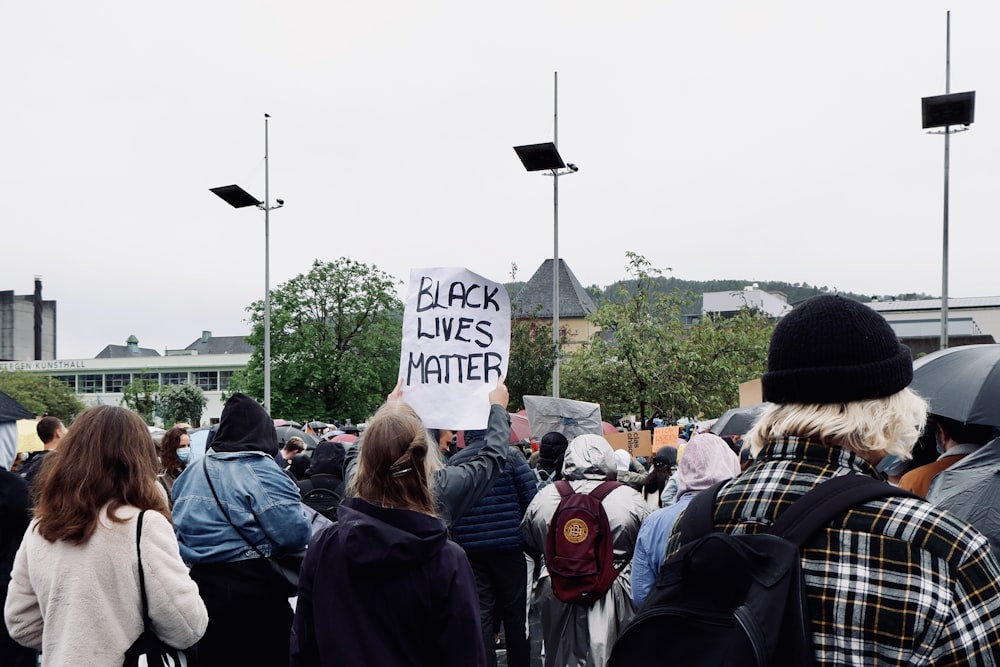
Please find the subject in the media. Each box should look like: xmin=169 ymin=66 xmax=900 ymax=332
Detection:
xmin=769 ymin=474 xmax=921 ymax=547
xmin=202 ymin=457 xmax=268 ymax=559
xmin=135 ymin=510 xmax=151 ymax=631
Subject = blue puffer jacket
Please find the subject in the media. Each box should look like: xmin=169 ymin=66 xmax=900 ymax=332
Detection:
xmin=450 ymin=443 xmax=537 ymax=553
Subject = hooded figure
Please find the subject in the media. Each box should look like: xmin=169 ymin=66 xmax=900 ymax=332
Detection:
xmin=631 ymin=433 xmax=741 ymax=606
xmin=520 ymin=433 xmax=651 ymax=667
xmin=171 ymin=393 xmax=311 ymax=666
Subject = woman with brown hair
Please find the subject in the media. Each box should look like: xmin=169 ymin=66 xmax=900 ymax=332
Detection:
xmin=290 ymin=381 xmax=510 ymax=667
xmin=157 ymin=425 xmax=191 ymax=502
xmin=3 ymin=405 xmax=207 ymax=664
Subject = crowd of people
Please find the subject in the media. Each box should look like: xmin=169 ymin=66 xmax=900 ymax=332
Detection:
xmin=3 ymin=293 xmax=1000 ymax=665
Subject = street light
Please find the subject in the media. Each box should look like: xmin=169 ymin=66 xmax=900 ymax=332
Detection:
xmin=921 ymin=11 xmax=975 ymax=351
xmin=210 ymin=113 xmax=284 ymax=414
xmin=513 ymin=72 xmax=579 ymax=398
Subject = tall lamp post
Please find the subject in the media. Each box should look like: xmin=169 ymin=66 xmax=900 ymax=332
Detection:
xmin=921 ymin=11 xmax=975 ymax=351
xmin=514 ymin=72 xmax=578 ymax=398
xmin=210 ymin=113 xmax=284 ymax=413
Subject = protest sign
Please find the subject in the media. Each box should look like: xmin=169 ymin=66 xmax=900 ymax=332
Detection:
xmin=605 ymin=430 xmax=652 ymax=459
xmin=399 ymin=267 xmax=510 ymax=431
xmin=652 ymin=426 xmax=679 ymax=453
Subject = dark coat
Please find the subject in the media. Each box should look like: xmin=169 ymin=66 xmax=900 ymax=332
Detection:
xmin=291 ymin=497 xmax=486 ymax=667
xmin=450 ymin=444 xmax=537 ymax=553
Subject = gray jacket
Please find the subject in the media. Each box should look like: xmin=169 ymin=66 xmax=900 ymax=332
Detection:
xmin=926 ymin=435 xmax=1000 ymax=561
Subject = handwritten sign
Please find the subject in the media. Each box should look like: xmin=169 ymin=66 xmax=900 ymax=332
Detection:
xmin=399 ymin=267 xmax=510 ymax=431
xmin=652 ymin=426 xmax=679 ymax=453
xmin=605 ymin=430 xmax=652 ymax=459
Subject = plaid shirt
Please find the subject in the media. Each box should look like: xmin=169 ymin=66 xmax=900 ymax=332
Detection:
xmin=666 ymin=437 xmax=1000 ymax=666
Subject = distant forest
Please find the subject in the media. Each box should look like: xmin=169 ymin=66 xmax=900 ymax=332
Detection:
xmin=505 ymin=277 xmax=934 ymax=314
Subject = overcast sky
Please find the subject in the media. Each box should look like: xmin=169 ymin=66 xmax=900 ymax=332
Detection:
xmin=3 ymin=2 xmax=998 ymax=360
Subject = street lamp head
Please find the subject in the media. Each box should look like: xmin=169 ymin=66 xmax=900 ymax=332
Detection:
xmin=275 ymin=198 xmax=284 ymax=206
xmin=567 ymin=163 xmax=579 ymax=172
xmin=209 ymin=184 xmax=262 ymax=209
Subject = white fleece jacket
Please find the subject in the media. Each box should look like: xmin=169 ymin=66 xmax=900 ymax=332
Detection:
xmin=4 ymin=506 xmax=208 ymax=666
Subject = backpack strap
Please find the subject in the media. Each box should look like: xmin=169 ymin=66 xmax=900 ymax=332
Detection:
xmin=588 ymin=480 xmax=622 ymax=502
xmin=769 ymin=474 xmax=920 ymax=547
xmin=555 ymin=480 xmax=574 ymax=498
xmin=677 ymin=479 xmax=729 ymax=546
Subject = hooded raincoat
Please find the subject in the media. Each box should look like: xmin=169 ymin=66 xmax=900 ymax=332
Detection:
xmin=926 ymin=435 xmax=1000 ymax=561
xmin=520 ymin=434 xmax=651 ymax=667
xmin=291 ymin=497 xmax=485 ymax=666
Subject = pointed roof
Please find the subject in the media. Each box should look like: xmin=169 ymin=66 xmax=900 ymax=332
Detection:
xmin=511 ymin=259 xmax=597 ymax=319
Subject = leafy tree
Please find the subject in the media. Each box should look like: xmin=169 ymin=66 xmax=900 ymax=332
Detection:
xmin=0 ymin=371 xmax=84 ymax=422
xmin=158 ymin=383 xmax=207 ymax=427
xmin=506 ymin=314 xmax=559 ymax=412
xmin=238 ymin=258 xmax=404 ymax=424
xmin=121 ymin=373 xmax=160 ymax=425
xmin=561 ymin=252 xmax=690 ymax=426
xmin=561 ymin=253 xmax=775 ymax=425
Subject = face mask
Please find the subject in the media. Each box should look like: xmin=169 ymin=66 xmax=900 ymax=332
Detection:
xmin=876 ymin=454 xmax=908 ymax=479
xmin=176 ymin=447 xmax=191 ymax=462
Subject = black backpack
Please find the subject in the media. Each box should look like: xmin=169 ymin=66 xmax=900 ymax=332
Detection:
xmin=301 ymin=483 xmax=344 ymax=522
xmin=608 ymin=475 xmax=918 ymax=667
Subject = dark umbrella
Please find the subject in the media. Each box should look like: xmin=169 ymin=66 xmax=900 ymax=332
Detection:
xmin=306 ymin=421 xmax=328 ymax=432
xmin=275 ymin=425 xmax=319 ymax=449
xmin=910 ymin=344 xmax=1000 ymax=425
xmin=710 ymin=403 xmax=769 ymax=437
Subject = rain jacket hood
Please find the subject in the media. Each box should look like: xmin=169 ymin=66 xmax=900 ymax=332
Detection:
xmin=562 ymin=433 xmax=616 ymax=481
xmin=210 ymin=392 xmax=278 ymax=456
xmin=337 ymin=497 xmax=448 ymax=570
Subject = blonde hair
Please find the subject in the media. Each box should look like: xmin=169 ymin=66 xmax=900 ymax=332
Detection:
xmin=744 ymin=388 xmax=928 ymax=461
xmin=350 ymin=401 xmax=440 ymax=516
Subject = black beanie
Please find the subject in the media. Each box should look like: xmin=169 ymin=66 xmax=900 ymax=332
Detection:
xmin=762 ymin=295 xmax=912 ymax=404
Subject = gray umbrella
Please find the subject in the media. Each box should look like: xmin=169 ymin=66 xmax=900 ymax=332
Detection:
xmin=710 ymin=403 xmax=769 ymax=437
xmin=910 ymin=344 xmax=1000 ymax=426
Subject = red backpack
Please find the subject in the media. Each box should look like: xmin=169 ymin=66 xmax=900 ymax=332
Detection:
xmin=545 ymin=480 xmax=622 ymax=604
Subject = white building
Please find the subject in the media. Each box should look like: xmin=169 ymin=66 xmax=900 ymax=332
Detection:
xmin=0 ymin=332 xmax=251 ymax=425
xmin=702 ymin=285 xmax=793 ymax=319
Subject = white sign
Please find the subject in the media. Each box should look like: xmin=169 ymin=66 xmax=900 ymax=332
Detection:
xmin=398 ymin=267 xmax=510 ymax=431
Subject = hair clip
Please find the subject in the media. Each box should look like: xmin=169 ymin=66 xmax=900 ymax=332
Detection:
xmin=390 ymin=457 xmax=414 ymax=477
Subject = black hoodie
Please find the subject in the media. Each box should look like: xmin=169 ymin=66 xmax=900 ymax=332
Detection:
xmin=210 ymin=393 xmax=279 ymax=457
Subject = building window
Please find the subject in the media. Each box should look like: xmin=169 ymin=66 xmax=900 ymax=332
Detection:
xmin=219 ymin=370 xmax=234 ymax=391
xmin=194 ymin=371 xmax=218 ymax=392
xmin=137 ymin=372 xmax=159 ymax=383
xmin=105 ymin=374 xmax=131 ymax=393
xmin=79 ymin=375 xmax=103 ymax=393
xmin=54 ymin=375 xmax=76 ymax=390
xmin=162 ymin=372 xmax=188 ymax=385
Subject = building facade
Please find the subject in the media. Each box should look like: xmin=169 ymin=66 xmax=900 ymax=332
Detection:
xmin=0 ymin=280 xmax=56 ymax=361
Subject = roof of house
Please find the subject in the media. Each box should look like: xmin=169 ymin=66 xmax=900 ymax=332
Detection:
xmin=511 ymin=258 xmax=597 ymax=319
xmin=184 ymin=334 xmax=254 ymax=355
xmin=95 ymin=340 xmax=161 ymax=359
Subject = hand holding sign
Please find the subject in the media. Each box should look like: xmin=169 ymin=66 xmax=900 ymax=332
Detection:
xmin=399 ymin=267 xmax=511 ymax=431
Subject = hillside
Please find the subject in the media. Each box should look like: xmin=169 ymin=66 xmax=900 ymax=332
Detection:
xmin=505 ymin=277 xmax=934 ymax=313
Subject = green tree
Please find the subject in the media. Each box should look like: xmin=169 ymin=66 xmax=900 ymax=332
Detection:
xmin=506 ymin=314 xmax=559 ymax=411
xmin=0 ymin=371 xmax=84 ymax=422
xmin=562 ymin=253 xmax=691 ymax=426
xmin=121 ymin=373 xmax=160 ymax=425
xmin=561 ymin=253 xmax=774 ymax=425
xmin=158 ymin=383 xmax=207 ymax=426
xmin=238 ymin=258 xmax=404 ymax=423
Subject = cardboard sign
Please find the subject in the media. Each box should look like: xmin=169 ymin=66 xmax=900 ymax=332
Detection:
xmin=398 ymin=267 xmax=510 ymax=431
xmin=652 ymin=426 xmax=679 ymax=452
xmin=739 ymin=378 xmax=762 ymax=407
xmin=605 ymin=430 xmax=652 ymax=459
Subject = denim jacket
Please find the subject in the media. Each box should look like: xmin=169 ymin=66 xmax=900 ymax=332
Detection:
xmin=171 ymin=451 xmax=311 ymax=564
